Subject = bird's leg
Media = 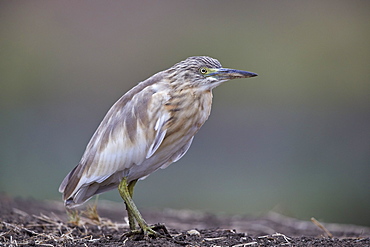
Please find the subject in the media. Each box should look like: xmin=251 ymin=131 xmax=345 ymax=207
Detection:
xmin=118 ymin=177 xmax=158 ymax=237
xmin=126 ymin=179 xmax=137 ymax=230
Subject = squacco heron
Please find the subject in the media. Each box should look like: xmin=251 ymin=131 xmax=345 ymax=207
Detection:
xmin=59 ymin=56 xmax=257 ymax=237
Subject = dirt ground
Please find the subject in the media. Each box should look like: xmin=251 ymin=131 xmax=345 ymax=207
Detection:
xmin=1 ymin=194 xmax=369 ymax=246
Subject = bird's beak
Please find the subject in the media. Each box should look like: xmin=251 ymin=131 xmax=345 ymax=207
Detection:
xmin=207 ymin=68 xmax=258 ymax=79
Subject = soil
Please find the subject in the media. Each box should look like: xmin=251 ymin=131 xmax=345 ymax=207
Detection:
xmin=1 ymin=194 xmax=369 ymax=246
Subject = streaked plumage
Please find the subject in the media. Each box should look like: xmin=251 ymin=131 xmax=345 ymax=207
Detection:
xmin=59 ymin=56 xmax=257 ymax=236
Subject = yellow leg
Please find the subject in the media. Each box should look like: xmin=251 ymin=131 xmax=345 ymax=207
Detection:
xmin=126 ymin=180 xmax=137 ymax=230
xmin=118 ymin=178 xmax=157 ymax=236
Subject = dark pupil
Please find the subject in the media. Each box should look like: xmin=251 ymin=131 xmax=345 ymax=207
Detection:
xmin=201 ymin=68 xmax=206 ymax=73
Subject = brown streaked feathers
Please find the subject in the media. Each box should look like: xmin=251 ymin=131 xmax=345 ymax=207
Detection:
xmin=59 ymin=56 xmax=257 ymax=208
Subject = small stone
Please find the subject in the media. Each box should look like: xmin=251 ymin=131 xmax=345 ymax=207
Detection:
xmin=187 ymin=229 xmax=201 ymax=236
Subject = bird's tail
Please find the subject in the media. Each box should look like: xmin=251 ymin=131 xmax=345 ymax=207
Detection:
xmin=59 ymin=166 xmax=120 ymax=208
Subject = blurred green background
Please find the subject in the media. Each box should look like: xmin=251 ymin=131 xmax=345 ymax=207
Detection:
xmin=1 ymin=1 xmax=369 ymax=226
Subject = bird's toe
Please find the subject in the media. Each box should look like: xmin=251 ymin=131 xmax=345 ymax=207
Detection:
xmin=120 ymin=223 xmax=171 ymax=241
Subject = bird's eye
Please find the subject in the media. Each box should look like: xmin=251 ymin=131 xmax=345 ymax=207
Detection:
xmin=199 ymin=67 xmax=208 ymax=74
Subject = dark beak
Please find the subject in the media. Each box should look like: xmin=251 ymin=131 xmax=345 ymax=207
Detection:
xmin=208 ymin=68 xmax=258 ymax=79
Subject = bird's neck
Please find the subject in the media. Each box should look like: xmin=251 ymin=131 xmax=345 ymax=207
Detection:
xmin=166 ymin=87 xmax=213 ymax=132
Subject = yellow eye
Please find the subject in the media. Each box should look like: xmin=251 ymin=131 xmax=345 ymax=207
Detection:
xmin=199 ymin=67 xmax=208 ymax=74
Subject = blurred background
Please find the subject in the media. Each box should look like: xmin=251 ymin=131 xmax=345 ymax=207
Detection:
xmin=1 ymin=1 xmax=369 ymax=226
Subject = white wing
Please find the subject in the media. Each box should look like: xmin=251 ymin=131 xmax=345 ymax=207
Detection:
xmin=146 ymin=114 xmax=168 ymax=159
xmin=60 ymin=80 xmax=172 ymax=206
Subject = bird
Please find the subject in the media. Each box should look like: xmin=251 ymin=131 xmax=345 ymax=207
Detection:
xmin=59 ymin=56 xmax=257 ymax=237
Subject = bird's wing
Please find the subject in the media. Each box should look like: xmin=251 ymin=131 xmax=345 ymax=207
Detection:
xmin=60 ymin=81 xmax=172 ymax=205
xmin=171 ymin=136 xmax=194 ymax=163
xmin=146 ymin=113 xmax=168 ymax=159
xmin=159 ymin=136 xmax=194 ymax=170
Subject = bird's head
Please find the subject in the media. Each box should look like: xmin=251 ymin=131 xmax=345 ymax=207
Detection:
xmin=167 ymin=56 xmax=257 ymax=90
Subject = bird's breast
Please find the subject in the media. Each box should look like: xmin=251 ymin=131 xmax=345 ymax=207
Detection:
xmin=162 ymin=89 xmax=213 ymax=145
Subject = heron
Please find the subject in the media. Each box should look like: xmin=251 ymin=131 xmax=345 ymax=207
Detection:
xmin=59 ymin=56 xmax=257 ymax=237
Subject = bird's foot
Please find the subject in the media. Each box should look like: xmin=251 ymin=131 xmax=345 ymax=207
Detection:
xmin=121 ymin=223 xmax=171 ymax=241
